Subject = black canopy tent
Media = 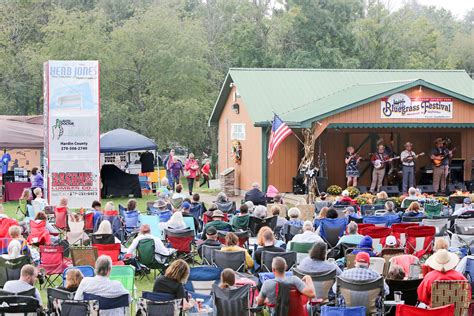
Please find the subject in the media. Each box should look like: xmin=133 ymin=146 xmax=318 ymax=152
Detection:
xmin=100 ymin=128 xmax=158 ymax=198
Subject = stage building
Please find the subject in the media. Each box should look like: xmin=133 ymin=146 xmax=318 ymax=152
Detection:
xmin=209 ymin=69 xmax=474 ymax=194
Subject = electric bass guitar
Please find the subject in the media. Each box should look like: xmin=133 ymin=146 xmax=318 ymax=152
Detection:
xmin=432 ymin=148 xmax=456 ymax=167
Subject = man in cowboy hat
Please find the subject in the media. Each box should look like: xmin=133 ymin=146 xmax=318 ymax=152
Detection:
xmin=400 ymin=142 xmax=419 ymax=194
xmin=417 ymin=249 xmax=468 ymax=306
xmin=202 ymin=210 xmax=233 ymax=240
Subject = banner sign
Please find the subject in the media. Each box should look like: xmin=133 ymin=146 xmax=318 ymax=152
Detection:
xmin=381 ymin=93 xmax=453 ymax=119
xmin=43 ymin=60 xmax=100 ymax=208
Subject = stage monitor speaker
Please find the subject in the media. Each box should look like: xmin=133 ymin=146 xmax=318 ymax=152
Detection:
xmin=380 ymin=186 xmax=400 ymax=197
xmin=466 ymin=181 xmax=474 ymax=192
xmin=316 ymin=177 xmax=328 ymax=193
xmin=417 ymin=185 xmax=435 ymax=194
xmin=357 ymin=186 xmax=368 ymax=194
xmin=292 ymin=176 xmax=306 ymax=195
xmin=448 ymin=183 xmax=466 ymax=193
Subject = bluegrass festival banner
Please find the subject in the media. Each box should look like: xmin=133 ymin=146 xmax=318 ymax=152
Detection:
xmin=43 ymin=60 xmax=100 ymax=208
xmin=381 ymin=93 xmax=453 ymax=119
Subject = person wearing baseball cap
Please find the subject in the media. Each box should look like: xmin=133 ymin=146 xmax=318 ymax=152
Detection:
xmin=181 ymin=201 xmax=199 ymax=232
xmin=197 ymin=226 xmax=221 ymax=258
xmin=351 ymin=236 xmax=377 ymax=257
xmin=384 ymin=235 xmax=398 ymax=248
xmin=452 ymin=197 xmax=473 ymax=216
xmin=334 ymin=252 xmax=389 ymax=296
xmin=202 ymin=210 xmax=233 ymax=240
xmin=417 ymin=249 xmax=467 ymax=306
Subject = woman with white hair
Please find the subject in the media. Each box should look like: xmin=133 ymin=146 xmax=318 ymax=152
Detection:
xmin=104 ymin=201 xmax=115 ymax=212
xmin=95 ymin=220 xmax=126 ymax=252
xmin=253 ymin=205 xmax=267 ymax=219
xmin=287 ymin=221 xmax=323 ymax=249
xmin=160 ymin=211 xmax=187 ymax=231
xmin=287 ymin=207 xmax=303 ymax=227
xmin=2 ymin=239 xmax=22 ymax=259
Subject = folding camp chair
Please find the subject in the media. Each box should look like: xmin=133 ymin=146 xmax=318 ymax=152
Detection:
xmin=464 ymin=257 xmax=474 ymax=293
xmin=118 ymin=204 xmax=127 ymax=218
xmin=0 ymin=296 xmax=42 ymax=314
xmin=0 ymin=218 xmax=18 ymax=239
xmin=424 ymin=203 xmax=443 ymax=217
xmin=90 ymin=233 xmax=115 ymax=245
xmin=83 ymin=211 xmax=95 ymax=233
xmin=290 ymin=242 xmax=315 ymax=263
xmin=94 ymin=214 xmax=125 ymax=241
xmin=164 ymin=228 xmax=196 ymax=263
xmin=27 ymin=219 xmax=51 ymax=245
xmin=123 ymin=210 xmax=139 ymax=233
xmin=201 ymin=244 xmax=221 ymax=265
xmin=38 ymin=245 xmax=71 ymax=288
xmin=386 ymin=278 xmax=422 ymax=307
xmin=336 ymin=276 xmax=385 ymax=315
xmin=62 ymin=265 xmax=94 ymax=286
xmin=389 ymin=254 xmax=420 ymax=277
xmin=212 ymin=283 xmax=250 ymax=316
xmin=402 ymin=216 xmax=425 ymax=223
xmin=70 ymin=246 xmax=98 ymax=267
xmin=110 ymin=265 xmax=137 ymax=302
xmin=47 ymin=287 xmax=76 ymax=316
xmin=282 ymin=223 xmax=303 ymax=243
xmin=217 ymin=230 xmax=249 ymax=248
xmin=322 ymin=306 xmax=366 ymax=315
xmin=185 ymin=265 xmax=222 ymax=295
xmin=431 ymin=280 xmax=471 ymax=316
xmin=212 ymin=250 xmax=246 ymax=272
xmin=0 ymin=256 xmax=31 ymax=288
xmin=216 ymin=200 xmax=236 ymax=214
xmin=360 ymin=204 xmax=385 ymax=216
xmin=16 ymin=199 xmax=28 ymax=221
xmin=136 ymin=238 xmax=172 ymax=278
xmin=248 ymin=216 xmax=278 ymax=237
xmin=268 ymin=281 xmax=309 ymax=316
xmin=369 ymin=257 xmax=385 ymax=275
xmin=60 ymin=299 xmax=99 ymax=315
xmin=83 ymin=293 xmax=130 ymax=314
xmin=0 ymin=288 xmax=36 ymax=298
xmin=138 ymin=214 xmax=162 ymax=238
xmin=405 ymin=226 xmax=436 ymax=258
xmin=261 ymin=251 xmax=297 ymax=272
xmin=54 ymin=206 xmax=68 ymax=234
xmin=319 ymin=218 xmax=347 ymax=249
xmin=422 ymin=218 xmax=449 ymax=237
xmin=359 ymin=226 xmax=392 ymax=252
xmin=66 ymin=214 xmax=88 ymax=246
xmin=139 ymin=291 xmax=182 ymax=316
xmin=293 ymin=267 xmax=337 ymax=303
xmin=363 ymin=216 xmax=391 ymax=227
xmin=391 ymin=223 xmax=419 ymax=246
xmin=395 ymin=304 xmax=454 ymax=316
xmin=93 ymin=243 xmax=124 ymax=265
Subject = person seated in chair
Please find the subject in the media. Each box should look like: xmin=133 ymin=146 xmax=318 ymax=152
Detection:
xmin=382 ymin=201 xmax=397 ymax=215
xmin=286 ymin=207 xmax=304 ymax=227
xmin=95 ymin=220 xmax=126 ymax=252
xmin=181 ymin=201 xmax=199 ymax=231
xmin=404 ymin=202 xmax=422 ymax=217
xmin=75 ymin=255 xmax=130 ymax=307
xmin=255 ymin=229 xmax=285 ymax=266
xmin=8 ymin=225 xmax=30 ymax=256
xmin=244 ymin=182 xmax=267 ymax=206
xmin=127 ymin=224 xmax=173 ymax=261
xmin=351 ymin=236 xmax=377 ymax=257
xmin=299 ymin=242 xmax=342 ymax=275
xmin=287 ymin=221 xmax=323 ymax=250
xmin=202 ymin=210 xmax=233 ymax=239
xmin=418 ymin=249 xmax=468 ymax=306
xmin=159 ymin=211 xmax=187 ymax=231
xmin=401 ymin=187 xmax=418 ymax=208
xmin=231 ymin=204 xmax=250 ymax=231
xmin=272 ymin=206 xmax=287 ymax=230
xmin=335 ymin=252 xmax=389 ymax=296
xmin=191 ymin=193 xmax=207 ymax=214
xmin=219 ymin=268 xmax=237 ymax=290
xmin=58 ymin=268 xmax=84 ymax=292
xmin=4 ymin=264 xmax=42 ymax=304
xmin=336 ymin=222 xmax=364 ymax=246
xmin=2 ymin=239 xmax=22 ymax=260
xmin=197 ymin=226 xmax=221 ymax=258
xmin=253 ymin=205 xmax=268 ymax=219
xmin=257 ymin=257 xmax=315 ymax=307
xmin=220 ymin=232 xmax=254 ymax=270
xmin=452 ymin=198 xmax=473 ymax=217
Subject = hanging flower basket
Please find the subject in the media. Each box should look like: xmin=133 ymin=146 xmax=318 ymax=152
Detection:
xmin=231 ymin=140 xmax=242 ymax=164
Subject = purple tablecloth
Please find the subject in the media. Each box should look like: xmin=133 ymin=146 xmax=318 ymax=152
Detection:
xmin=3 ymin=182 xmax=31 ymax=202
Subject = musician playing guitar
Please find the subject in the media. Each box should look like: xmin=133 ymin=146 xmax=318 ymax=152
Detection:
xmin=400 ymin=142 xmax=425 ymax=194
xmin=370 ymin=144 xmax=400 ymax=193
xmin=430 ymin=138 xmax=454 ymax=194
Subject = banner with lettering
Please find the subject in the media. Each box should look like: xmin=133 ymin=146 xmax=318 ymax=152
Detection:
xmin=381 ymin=93 xmax=453 ymax=119
xmin=44 ymin=60 xmax=100 ymax=208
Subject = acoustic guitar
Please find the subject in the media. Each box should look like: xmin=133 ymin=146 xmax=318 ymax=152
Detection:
xmin=432 ymin=148 xmax=456 ymax=167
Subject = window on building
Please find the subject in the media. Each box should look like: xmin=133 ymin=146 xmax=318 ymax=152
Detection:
xmin=231 ymin=123 xmax=246 ymax=140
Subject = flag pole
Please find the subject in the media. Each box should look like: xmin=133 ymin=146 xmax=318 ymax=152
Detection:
xmin=272 ymin=111 xmax=304 ymax=146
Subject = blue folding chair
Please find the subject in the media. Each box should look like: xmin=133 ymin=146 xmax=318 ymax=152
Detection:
xmin=118 ymin=204 xmax=127 ymax=218
xmin=258 ymin=271 xmax=293 ymax=285
xmin=188 ymin=291 xmax=213 ymax=308
xmin=465 ymin=257 xmax=474 ymax=292
xmin=139 ymin=176 xmax=150 ymax=190
xmin=83 ymin=293 xmax=129 ymax=312
xmin=157 ymin=210 xmax=172 ymax=222
xmin=319 ymin=218 xmax=347 ymax=249
xmin=62 ymin=265 xmax=95 ymax=286
xmin=189 ymin=203 xmax=203 ymax=220
xmin=142 ymin=291 xmax=175 ymax=301
xmin=386 ymin=214 xmax=401 ymax=226
xmin=360 ymin=204 xmax=385 ymax=216
xmin=363 ymin=216 xmax=390 ymax=227
xmin=183 ymin=216 xmax=196 ymax=233
xmin=185 ymin=266 xmax=222 ymax=295
xmin=139 ymin=214 xmax=162 ymax=238
xmin=313 ymin=218 xmax=322 ymax=230
xmin=124 ymin=210 xmax=140 ymax=233
xmin=321 ymin=306 xmax=366 ymax=316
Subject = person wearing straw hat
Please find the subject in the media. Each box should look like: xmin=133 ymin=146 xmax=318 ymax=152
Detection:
xmin=202 ymin=210 xmax=233 ymax=240
xmin=417 ymin=249 xmax=468 ymax=306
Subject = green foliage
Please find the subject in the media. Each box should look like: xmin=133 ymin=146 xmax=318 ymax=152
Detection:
xmin=327 ymin=185 xmax=343 ymax=196
xmin=0 ymin=0 xmax=472 ymax=154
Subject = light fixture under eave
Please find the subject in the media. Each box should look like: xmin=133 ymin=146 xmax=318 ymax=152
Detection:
xmin=419 ymin=85 xmax=422 ymax=92
xmin=232 ymin=103 xmax=240 ymax=114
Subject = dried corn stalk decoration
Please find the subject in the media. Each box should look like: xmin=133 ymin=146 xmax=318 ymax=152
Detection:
xmin=298 ymin=125 xmax=320 ymax=203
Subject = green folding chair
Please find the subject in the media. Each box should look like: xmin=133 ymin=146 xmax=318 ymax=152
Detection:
xmin=110 ymin=265 xmax=137 ymax=302
xmin=424 ymin=203 xmax=443 ymax=217
xmin=289 ymin=242 xmax=315 ymax=263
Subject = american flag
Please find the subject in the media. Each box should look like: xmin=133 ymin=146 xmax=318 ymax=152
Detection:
xmin=267 ymin=114 xmax=293 ymax=163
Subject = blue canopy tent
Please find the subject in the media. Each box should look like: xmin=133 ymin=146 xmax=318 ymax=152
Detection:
xmin=100 ymin=128 xmax=157 ymax=153
xmin=100 ymin=128 xmax=158 ymax=198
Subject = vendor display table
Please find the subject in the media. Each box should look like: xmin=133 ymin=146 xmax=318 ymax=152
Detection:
xmin=3 ymin=182 xmax=31 ymax=202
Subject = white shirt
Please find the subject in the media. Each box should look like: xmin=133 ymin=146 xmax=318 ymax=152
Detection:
xmin=127 ymin=234 xmax=171 ymax=259
xmin=172 ymin=193 xmax=186 ymax=200
xmin=401 ymin=150 xmax=416 ymax=166
xmin=453 ymin=205 xmax=473 ymax=217
xmin=3 ymin=279 xmax=42 ymax=304
xmin=287 ymin=231 xmax=323 ymax=250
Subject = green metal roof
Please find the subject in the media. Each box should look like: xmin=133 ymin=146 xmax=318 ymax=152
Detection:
xmin=208 ymin=68 xmax=474 ymax=127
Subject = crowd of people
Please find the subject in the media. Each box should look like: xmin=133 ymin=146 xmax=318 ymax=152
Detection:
xmin=0 ymin=178 xmax=472 ymax=315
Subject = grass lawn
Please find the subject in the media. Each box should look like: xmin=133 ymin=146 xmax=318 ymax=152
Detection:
xmin=0 ymin=177 xmax=219 ymax=309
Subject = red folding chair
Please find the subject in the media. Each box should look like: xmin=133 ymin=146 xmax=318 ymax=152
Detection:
xmin=395 ymin=304 xmax=454 ymax=316
xmin=54 ymin=206 xmax=68 ymax=232
xmin=359 ymin=226 xmax=392 ymax=251
xmin=84 ymin=212 xmax=95 ymax=232
xmin=93 ymin=243 xmax=124 ymax=265
xmin=0 ymin=218 xmax=18 ymax=238
xmin=104 ymin=210 xmax=119 ymax=216
xmin=203 ymin=213 xmax=229 ymax=225
xmin=405 ymin=226 xmax=436 ymax=258
xmin=355 ymin=223 xmax=375 ymax=232
xmin=217 ymin=231 xmax=249 ymax=248
xmin=164 ymin=229 xmax=196 ymax=263
xmin=391 ymin=223 xmax=419 ymax=247
xmin=38 ymin=245 xmax=71 ymax=287
xmin=267 ymin=283 xmax=309 ymax=316
xmin=27 ymin=220 xmax=51 ymax=245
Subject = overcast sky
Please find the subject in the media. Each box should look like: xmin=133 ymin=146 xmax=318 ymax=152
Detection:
xmin=387 ymin=0 xmax=473 ymax=19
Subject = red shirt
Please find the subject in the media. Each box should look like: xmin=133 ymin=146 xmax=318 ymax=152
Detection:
xmin=201 ymin=164 xmax=210 ymax=176
xmin=417 ymin=269 xmax=468 ymax=305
